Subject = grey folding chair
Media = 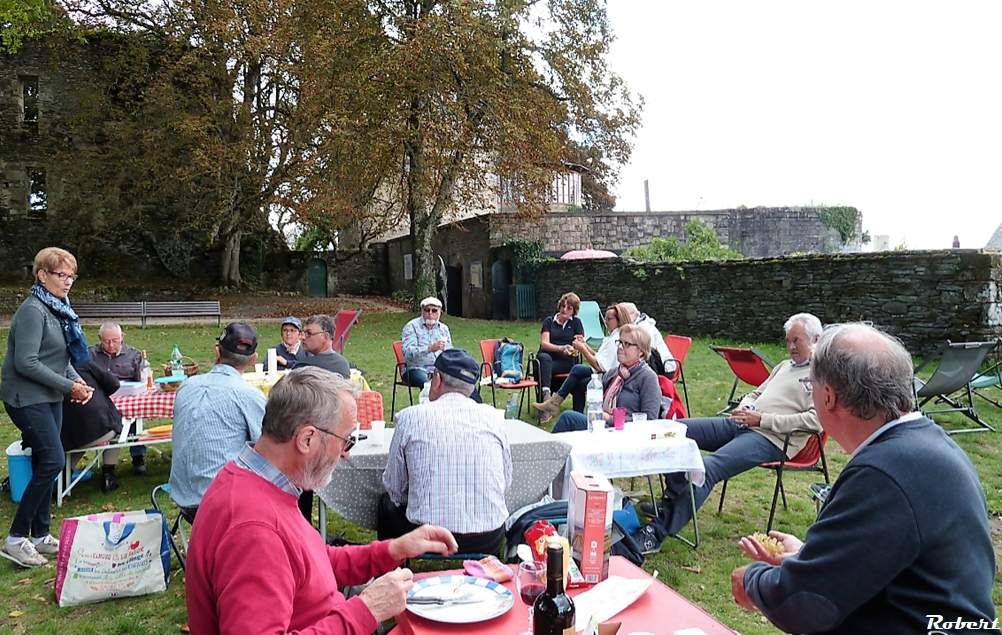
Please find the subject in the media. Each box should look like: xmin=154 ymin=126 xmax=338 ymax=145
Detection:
xmin=913 ymin=340 xmax=998 ymax=434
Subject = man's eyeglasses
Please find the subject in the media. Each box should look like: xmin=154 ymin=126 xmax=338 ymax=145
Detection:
xmin=47 ymin=271 xmax=79 ymax=282
xmin=313 ymin=425 xmax=358 ymax=452
xmin=617 ymin=340 xmax=639 ymax=349
xmin=422 ymin=307 xmax=441 ymax=313
xmin=303 ymin=329 xmax=326 ymax=339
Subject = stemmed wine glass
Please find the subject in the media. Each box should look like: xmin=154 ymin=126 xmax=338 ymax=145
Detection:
xmin=514 ymin=560 xmax=546 ymax=635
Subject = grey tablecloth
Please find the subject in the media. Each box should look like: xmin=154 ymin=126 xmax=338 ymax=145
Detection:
xmin=316 ymin=419 xmax=572 ymax=529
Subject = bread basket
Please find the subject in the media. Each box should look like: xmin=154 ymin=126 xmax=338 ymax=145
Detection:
xmin=162 ymin=355 xmax=199 ymax=378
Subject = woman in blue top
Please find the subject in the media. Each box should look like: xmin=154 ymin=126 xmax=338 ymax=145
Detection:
xmin=535 ymin=292 xmax=585 ymax=397
xmin=0 ymin=247 xmax=94 ymax=568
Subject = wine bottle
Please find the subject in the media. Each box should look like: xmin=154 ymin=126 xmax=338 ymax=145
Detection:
xmin=533 ymin=542 xmax=575 ymax=634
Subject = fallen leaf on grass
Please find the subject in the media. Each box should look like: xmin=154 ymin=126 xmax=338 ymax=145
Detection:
xmin=42 ymin=577 xmax=55 ymax=588
xmin=15 ymin=578 xmax=32 ymax=586
xmin=680 ymin=565 xmax=702 ymax=574
xmin=31 ymin=595 xmax=46 ymax=602
xmin=8 ymin=610 xmax=24 ymax=619
xmin=179 ymin=624 xmax=190 ymax=632
xmin=102 ymin=503 xmax=115 ymax=511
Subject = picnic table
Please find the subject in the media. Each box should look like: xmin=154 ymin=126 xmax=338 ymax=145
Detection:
xmin=316 ymin=419 xmax=572 ymax=531
xmin=57 ymin=388 xmax=177 ymax=506
xmin=391 ymin=555 xmax=737 ymax=634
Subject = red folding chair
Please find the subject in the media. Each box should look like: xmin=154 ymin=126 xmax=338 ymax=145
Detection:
xmin=479 ymin=339 xmax=538 ymax=418
xmin=665 ymin=334 xmax=692 ymax=413
xmin=710 ymin=346 xmax=773 ymax=414
xmin=718 ymin=430 xmax=830 ymax=532
xmin=355 ymin=391 xmax=384 ymax=429
xmin=390 ymin=341 xmax=416 ymax=421
xmin=332 ymin=310 xmax=362 ymax=353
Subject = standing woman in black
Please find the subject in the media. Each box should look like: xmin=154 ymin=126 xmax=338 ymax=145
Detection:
xmin=0 ymin=247 xmax=94 ymax=568
xmin=535 ymin=292 xmax=585 ymax=400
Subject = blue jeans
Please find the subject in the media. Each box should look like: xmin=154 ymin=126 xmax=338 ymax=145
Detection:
xmin=552 ymin=410 xmax=614 ymax=433
xmin=402 ymin=367 xmax=429 ymax=388
xmin=4 ymin=401 xmax=65 ymax=538
xmin=554 ymin=364 xmax=592 ymax=412
xmin=654 ymin=417 xmax=785 ymax=536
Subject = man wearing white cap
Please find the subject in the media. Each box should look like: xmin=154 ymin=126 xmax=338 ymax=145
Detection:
xmin=400 ymin=297 xmax=451 ymax=389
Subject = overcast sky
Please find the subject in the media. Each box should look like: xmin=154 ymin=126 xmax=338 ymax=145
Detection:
xmin=605 ymin=0 xmax=1002 ymax=249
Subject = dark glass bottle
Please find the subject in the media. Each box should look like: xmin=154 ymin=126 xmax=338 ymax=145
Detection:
xmin=533 ymin=542 xmax=576 ymax=634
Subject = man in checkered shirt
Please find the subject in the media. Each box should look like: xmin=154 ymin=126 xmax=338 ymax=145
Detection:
xmin=380 ymin=349 xmax=512 ymax=555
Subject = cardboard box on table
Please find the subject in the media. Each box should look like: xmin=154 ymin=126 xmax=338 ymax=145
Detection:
xmin=567 ymin=470 xmax=614 ymax=584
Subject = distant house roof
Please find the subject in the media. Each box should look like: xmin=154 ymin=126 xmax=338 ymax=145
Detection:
xmin=987 ymin=222 xmax=1002 ymax=250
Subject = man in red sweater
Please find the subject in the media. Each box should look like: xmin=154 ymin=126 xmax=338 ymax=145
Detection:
xmin=185 ymin=366 xmax=458 ymax=634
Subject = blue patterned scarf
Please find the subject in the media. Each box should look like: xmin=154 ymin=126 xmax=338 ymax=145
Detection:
xmin=31 ymin=282 xmax=91 ymax=366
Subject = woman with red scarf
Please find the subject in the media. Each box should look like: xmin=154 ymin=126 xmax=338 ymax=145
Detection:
xmin=551 ymin=324 xmax=662 ymax=433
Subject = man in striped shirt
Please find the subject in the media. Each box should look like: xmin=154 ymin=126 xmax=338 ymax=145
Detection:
xmin=380 ymin=349 xmax=512 ymax=555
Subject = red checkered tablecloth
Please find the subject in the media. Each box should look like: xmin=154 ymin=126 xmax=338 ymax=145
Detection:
xmin=111 ymin=389 xmax=176 ymax=419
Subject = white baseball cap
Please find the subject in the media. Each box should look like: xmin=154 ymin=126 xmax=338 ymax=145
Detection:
xmin=420 ymin=296 xmax=443 ymax=309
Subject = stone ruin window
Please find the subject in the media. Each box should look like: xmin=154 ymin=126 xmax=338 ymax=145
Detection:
xmin=19 ymin=76 xmax=39 ymax=126
xmin=28 ymin=170 xmax=47 ymax=218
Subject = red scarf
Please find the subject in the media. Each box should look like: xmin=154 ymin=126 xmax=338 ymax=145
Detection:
xmin=602 ymin=360 xmax=644 ymax=414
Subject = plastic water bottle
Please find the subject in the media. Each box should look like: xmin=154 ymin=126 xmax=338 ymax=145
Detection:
xmin=170 ymin=344 xmax=183 ymax=376
xmin=140 ymin=350 xmax=153 ymax=388
xmin=586 ymin=373 xmax=604 ymax=432
xmin=505 ymin=394 xmax=519 ymax=420
xmin=418 ymin=381 xmax=431 ymax=404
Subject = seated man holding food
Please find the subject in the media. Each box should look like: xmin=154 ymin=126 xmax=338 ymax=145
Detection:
xmin=635 ymin=313 xmax=824 ymax=552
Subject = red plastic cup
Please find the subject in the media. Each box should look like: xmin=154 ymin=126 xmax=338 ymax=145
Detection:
xmin=613 ymin=407 xmax=627 ymax=431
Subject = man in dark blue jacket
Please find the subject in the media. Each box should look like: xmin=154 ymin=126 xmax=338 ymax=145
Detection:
xmin=731 ymin=323 xmax=998 ymax=635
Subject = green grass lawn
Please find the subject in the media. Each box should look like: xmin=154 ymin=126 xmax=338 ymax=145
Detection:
xmin=0 ymin=313 xmax=999 ymax=634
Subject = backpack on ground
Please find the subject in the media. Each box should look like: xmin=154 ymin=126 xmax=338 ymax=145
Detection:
xmin=493 ymin=337 xmax=524 ymax=383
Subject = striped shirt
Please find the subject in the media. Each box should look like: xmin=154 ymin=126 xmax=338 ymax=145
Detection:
xmin=383 ymin=393 xmax=512 ymax=533
xmin=169 ymin=365 xmax=266 ymax=507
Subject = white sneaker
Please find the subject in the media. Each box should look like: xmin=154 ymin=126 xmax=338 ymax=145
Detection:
xmin=32 ymin=535 xmax=59 ymax=555
xmin=1 ymin=538 xmax=47 ymax=568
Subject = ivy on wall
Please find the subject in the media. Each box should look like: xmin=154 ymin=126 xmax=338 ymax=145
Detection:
xmin=505 ymin=239 xmax=548 ymax=282
xmin=818 ymin=207 xmax=862 ymax=244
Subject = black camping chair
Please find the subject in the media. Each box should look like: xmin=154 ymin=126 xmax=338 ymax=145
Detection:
xmin=913 ymin=340 xmax=998 ymax=434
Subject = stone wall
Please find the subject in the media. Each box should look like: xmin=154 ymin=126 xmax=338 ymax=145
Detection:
xmin=533 ymin=250 xmax=1002 ymax=353
xmin=386 ymin=217 xmax=494 ymax=317
xmin=489 ymin=207 xmax=858 ymax=258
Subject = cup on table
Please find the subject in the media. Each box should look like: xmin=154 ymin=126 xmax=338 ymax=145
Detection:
xmin=370 ymin=420 xmax=386 ymax=444
xmin=254 ymin=363 xmax=264 ymax=374
xmin=613 ymin=407 xmax=627 ymax=431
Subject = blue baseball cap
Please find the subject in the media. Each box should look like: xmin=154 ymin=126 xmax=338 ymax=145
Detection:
xmin=434 ymin=348 xmax=480 ymax=385
xmin=281 ymin=316 xmax=303 ymax=331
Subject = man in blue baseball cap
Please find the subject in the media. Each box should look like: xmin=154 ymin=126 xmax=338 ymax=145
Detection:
xmin=380 ymin=348 xmax=512 ymax=554
xmin=271 ymin=316 xmax=305 ymax=371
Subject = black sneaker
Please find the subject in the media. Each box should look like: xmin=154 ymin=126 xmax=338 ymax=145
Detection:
xmin=132 ymin=459 xmax=147 ymax=476
xmin=101 ymin=471 xmax=119 ymax=493
xmin=633 ymin=524 xmax=664 ymax=555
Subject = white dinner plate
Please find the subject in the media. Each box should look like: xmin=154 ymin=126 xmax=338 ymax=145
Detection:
xmin=405 ymin=575 xmax=514 ymax=624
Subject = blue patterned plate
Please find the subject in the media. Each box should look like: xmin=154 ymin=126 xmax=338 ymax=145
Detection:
xmin=406 ymin=574 xmax=514 ymax=624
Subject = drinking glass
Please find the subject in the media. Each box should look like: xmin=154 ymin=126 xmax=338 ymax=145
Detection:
xmin=515 ymin=560 xmax=546 ymax=635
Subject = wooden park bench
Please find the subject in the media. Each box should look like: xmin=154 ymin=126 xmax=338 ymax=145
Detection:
xmin=72 ymin=301 xmax=221 ymax=327
xmin=74 ymin=302 xmax=145 ymax=324
xmin=143 ymin=301 xmax=222 ymax=327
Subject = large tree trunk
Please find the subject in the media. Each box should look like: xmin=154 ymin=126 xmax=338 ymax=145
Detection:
xmin=221 ymin=228 xmax=242 ymax=287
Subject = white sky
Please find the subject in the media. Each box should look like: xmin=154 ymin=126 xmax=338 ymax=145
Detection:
xmin=605 ymin=0 xmax=1002 ymax=249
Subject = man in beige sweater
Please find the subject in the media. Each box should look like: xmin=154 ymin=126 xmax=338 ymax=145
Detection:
xmin=636 ymin=313 xmax=823 ymax=552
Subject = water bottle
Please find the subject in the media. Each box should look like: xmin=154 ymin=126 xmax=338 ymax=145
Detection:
xmin=170 ymin=344 xmax=183 ymax=377
xmin=418 ymin=381 xmax=431 ymax=404
xmin=586 ymin=373 xmax=604 ymax=432
xmin=505 ymin=394 xmax=519 ymax=420
xmin=140 ymin=350 xmax=153 ymax=388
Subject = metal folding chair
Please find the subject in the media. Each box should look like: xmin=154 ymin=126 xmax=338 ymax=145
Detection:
xmin=718 ymin=430 xmax=830 ymax=532
xmin=390 ymin=341 xmax=416 ymax=421
xmin=913 ymin=340 xmax=998 ymax=434
xmin=150 ymin=483 xmax=193 ymax=572
xmin=665 ymin=334 xmax=693 ymax=413
xmin=479 ymin=339 xmax=537 ymax=418
xmin=331 ymin=309 xmax=362 ymax=353
xmin=710 ymin=346 xmax=773 ymax=414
